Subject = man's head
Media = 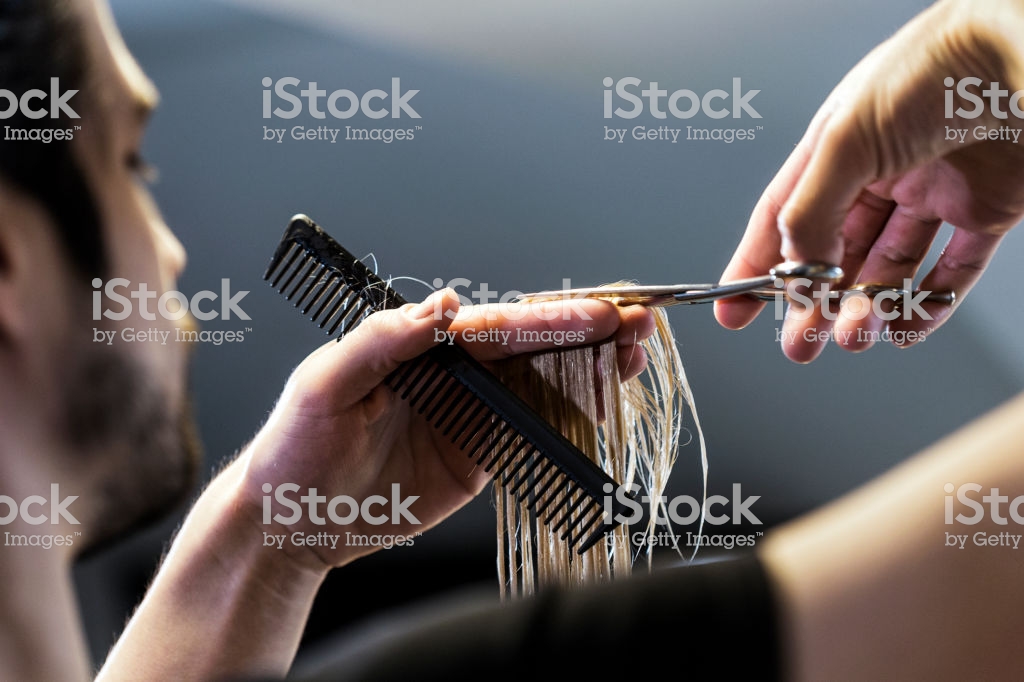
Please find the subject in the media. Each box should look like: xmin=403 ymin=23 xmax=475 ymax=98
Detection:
xmin=0 ymin=0 xmax=199 ymax=551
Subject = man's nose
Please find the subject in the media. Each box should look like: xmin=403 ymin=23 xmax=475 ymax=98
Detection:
xmin=157 ymin=220 xmax=187 ymax=281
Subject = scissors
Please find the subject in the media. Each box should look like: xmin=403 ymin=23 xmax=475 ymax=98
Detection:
xmin=517 ymin=262 xmax=956 ymax=308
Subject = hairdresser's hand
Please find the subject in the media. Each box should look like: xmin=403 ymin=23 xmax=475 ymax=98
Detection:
xmin=102 ymin=292 xmax=652 ymax=680
xmin=715 ymin=0 xmax=1024 ymax=362
xmin=234 ymin=289 xmax=654 ymax=571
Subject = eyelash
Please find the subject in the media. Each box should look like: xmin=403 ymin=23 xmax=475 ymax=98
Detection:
xmin=127 ymin=151 xmax=160 ymax=185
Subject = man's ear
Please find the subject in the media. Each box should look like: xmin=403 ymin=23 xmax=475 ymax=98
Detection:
xmin=0 ymin=187 xmax=21 ymax=346
xmin=0 ymin=178 xmax=62 ymax=347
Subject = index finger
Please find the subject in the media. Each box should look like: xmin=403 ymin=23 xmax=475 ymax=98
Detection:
xmin=446 ymin=299 xmax=653 ymax=361
xmin=712 ymin=92 xmax=847 ymax=329
xmin=714 ymin=104 xmax=834 ymax=330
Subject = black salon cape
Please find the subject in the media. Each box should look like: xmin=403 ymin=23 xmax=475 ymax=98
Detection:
xmin=285 ymin=554 xmax=780 ymax=681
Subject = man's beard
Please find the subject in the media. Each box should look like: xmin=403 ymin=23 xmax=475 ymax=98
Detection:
xmin=61 ymin=330 xmax=202 ymax=554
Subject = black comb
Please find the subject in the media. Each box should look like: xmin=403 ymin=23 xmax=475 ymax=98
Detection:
xmin=264 ymin=214 xmax=633 ymax=554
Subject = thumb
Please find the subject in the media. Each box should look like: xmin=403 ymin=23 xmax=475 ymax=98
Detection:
xmin=778 ymin=114 xmax=876 ymax=265
xmin=296 ymin=288 xmax=460 ymax=408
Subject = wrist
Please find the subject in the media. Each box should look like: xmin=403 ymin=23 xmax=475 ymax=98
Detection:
xmin=102 ymin=460 xmax=330 ymax=680
xmin=209 ymin=456 xmax=335 ymax=584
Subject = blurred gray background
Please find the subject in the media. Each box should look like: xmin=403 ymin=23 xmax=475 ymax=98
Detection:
xmin=75 ymin=0 xmax=1022 ymax=667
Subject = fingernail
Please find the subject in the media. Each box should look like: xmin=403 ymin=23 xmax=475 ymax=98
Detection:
xmin=779 ymin=234 xmax=795 ymax=260
xmin=778 ymin=216 xmax=796 ymax=260
xmin=408 ymin=291 xmax=442 ymax=320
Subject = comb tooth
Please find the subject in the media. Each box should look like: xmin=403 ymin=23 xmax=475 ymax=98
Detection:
xmin=407 ymin=365 xmax=445 ymax=409
xmin=505 ymin=452 xmax=541 ymax=493
xmin=491 ymin=444 xmax=532 ymax=478
xmin=561 ymin=499 xmax=598 ymax=540
xmin=318 ymin=290 xmax=354 ymax=330
xmin=384 ymin=365 xmax=403 ymax=388
xmin=577 ymin=526 xmax=612 ymax=555
xmin=325 ymin=296 xmax=358 ymax=336
xmin=462 ymin=417 xmax=503 ymax=460
xmin=457 ymin=410 xmax=497 ymax=452
xmin=565 ymin=506 xmax=603 ymax=549
xmin=489 ymin=440 xmax=532 ymax=473
xmin=436 ymin=391 xmax=473 ymax=432
xmin=580 ymin=503 xmax=619 ymax=552
xmin=272 ymin=252 xmax=304 ymax=292
xmin=268 ymin=243 xmax=301 ymax=287
xmin=459 ymin=408 xmax=502 ymax=451
xmin=388 ymin=357 xmax=428 ymax=392
xmin=533 ymin=473 xmax=568 ymax=517
xmin=550 ymin=496 xmax=584 ymax=534
xmin=393 ymin=358 xmax=430 ymax=391
xmin=543 ymin=484 xmax=579 ymax=525
xmin=564 ymin=495 xmax=597 ymax=533
xmin=456 ymin=408 xmax=496 ymax=450
xmin=547 ymin=491 xmax=584 ymax=528
xmin=426 ymin=381 xmax=463 ymax=424
xmin=526 ymin=467 xmax=563 ymax=511
xmin=301 ymin=274 xmax=337 ymax=315
xmin=358 ymin=296 xmax=379 ymax=318
xmin=500 ymin=448 xmax=536 ymax=487
xmin=264 ymin=242 xmax=297 ymax=282
xmin=384 ymin=361 xmax=410 ymax=391
xmin=293 ymin=265 xmax=326 ymax=309
xmin=415 ymin=373 xmax=453 ymax=416
xmin=400 ymin=361 xmax=437 ymax=400
xmin=339 ymin=296 xmax=372 ymax=333
xmin=323 ymin=291 xmax=361 ymax=334
xmin=577 ymin=506 xmax=608 ymax=549
xmin=384 ymin=348 xmax=429 ymax=389
xmin=337 ymin=299 xmax=371 ymax=336
xmin=509 ymin=456 xmax=552 ymax=499
xmin=303 ymin=273 xmax=337 ymax=316
xmin=511 ymin=456 xmax=555 ymax=498
xmin=533 ymin=469 xmax=568 ymax=506
xmin=278 ymin=253 xmax=311 ymax=295
xmin=563 ymin=514 xmax=593 ymax=551
xmin=311 ymin=281 xmax=347 ymax=323
xmin=465 ymin=421 xmax=512 ymax=463
xmin=473 ymin=430 xmax=516 ymax=466
xmin=284 ymin=258 xmax=316 ymax=300
xmin=445 ymin=399 xmax=485 ymax=439
xmin=481 ymin=436 xmax=524 ymax=466
xmin=327 ymin=293 xmax=366 ymax=336
xmin=359 ymin=298 xmax=376 ymax=318
xmin=548 ymin=507 xmax=575 ymax=534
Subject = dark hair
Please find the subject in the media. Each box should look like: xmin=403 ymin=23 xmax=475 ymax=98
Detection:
xmin=0 ymin=0 xmax=105 ymax=279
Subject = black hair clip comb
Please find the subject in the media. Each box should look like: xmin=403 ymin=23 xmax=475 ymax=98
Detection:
xmin=264 ymin=215 xmax=633 ymax=554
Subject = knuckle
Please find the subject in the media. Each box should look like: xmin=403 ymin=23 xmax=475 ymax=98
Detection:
xmin=940 ymin=252 xmax=987 ymax=277
xmin=842 ymin=235 xmax=873 ymax=263
xmin=873 ymin=240 xmax=926 ymax=269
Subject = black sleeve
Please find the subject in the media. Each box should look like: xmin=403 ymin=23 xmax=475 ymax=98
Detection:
xmin=292 ymin=554 xmax=782 ymax=681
